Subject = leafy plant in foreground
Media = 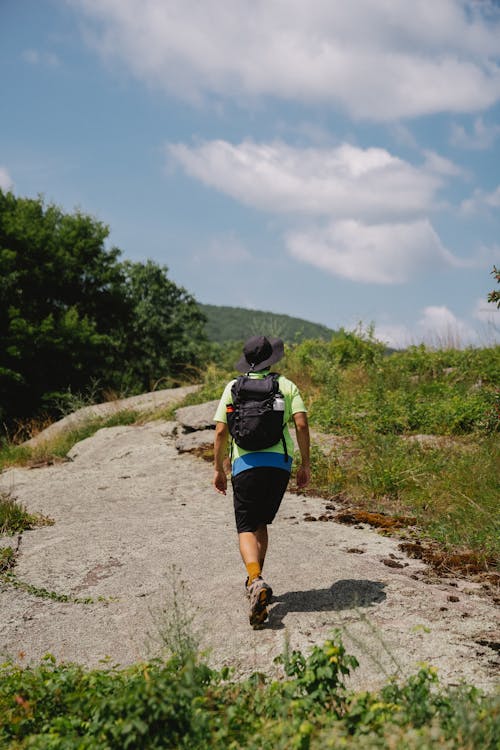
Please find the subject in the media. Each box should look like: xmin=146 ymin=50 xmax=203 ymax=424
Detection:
xmin=1 ymin=634 xmax=499 ymax=749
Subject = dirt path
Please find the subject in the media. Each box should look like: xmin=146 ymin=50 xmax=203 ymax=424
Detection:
xmin=1 ymin=416 xmax=499 ymax=691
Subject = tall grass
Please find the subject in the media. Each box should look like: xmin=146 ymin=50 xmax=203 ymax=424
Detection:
xmin=303 ymin=434 xmax=500 ymax=563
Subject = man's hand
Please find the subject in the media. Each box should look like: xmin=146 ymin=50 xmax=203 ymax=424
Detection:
xmin=213 ymin=469 xmax=227 ymax=495
xmin=296 ymin=464 xmax=311 ymax=489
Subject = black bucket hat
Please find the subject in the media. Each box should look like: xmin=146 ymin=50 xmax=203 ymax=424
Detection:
xmin=235 ymin=335 xmax=285 ymax=373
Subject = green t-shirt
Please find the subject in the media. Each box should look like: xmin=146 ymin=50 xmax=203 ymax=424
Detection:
xmin=214 ymin=370 xmax=306 ymax=471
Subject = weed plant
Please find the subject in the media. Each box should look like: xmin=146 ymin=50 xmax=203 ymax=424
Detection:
xmin=0 ymin=635 xmax=498 ymax=749
xmin=0 ymin=492 xmax=50 ymax=535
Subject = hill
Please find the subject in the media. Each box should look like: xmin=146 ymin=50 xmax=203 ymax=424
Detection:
xmin=199 ymin=304 xmax=336 ymax=343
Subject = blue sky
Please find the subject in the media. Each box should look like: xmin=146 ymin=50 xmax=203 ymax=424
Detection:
xmin=1 ymin=0 xmax=500 ymax=347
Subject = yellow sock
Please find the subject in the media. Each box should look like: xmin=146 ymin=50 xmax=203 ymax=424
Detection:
xmin=246 ymin=562 xmax=261 ymax=583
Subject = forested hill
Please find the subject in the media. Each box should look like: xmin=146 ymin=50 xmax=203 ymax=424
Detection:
xmin=199 ymin=304 xmax=336 ymax=343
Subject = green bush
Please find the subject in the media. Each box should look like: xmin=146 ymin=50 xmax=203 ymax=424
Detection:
xmin=283 ymin=337 xmax=500 ymax=436
xmin=1 ymin=636 xmax=498 ymax=749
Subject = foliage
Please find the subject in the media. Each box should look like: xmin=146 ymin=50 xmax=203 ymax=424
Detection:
xmin=0 ymin=191 xmax=127 ymax=424
xmin=119 ymin=260 xmax=208 ymax=392
xmin=0 ymin=546 xmax=17 ymax=573
xmin=282 ymin=333 xmax=500 ymax=436
xmin=300 ymin=434 xmax=500 ymax=562
xmin=0 ymin=636 xmax=498 ymax=749
xmin=0 ymin=191 xmax=208 ymax=427
xmin=0 ymin=492 xmax=50 ymax=535
xmin=487 ymin=265 xmax=500 ymax=308
xmin=199 ymin=303 xmax=336 ymax=344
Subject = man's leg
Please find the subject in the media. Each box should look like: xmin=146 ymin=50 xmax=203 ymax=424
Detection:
xmin=238 ymin=524 xmax=268 ymax=574
xmin=238 ymin=526 xmax=272 ymax=628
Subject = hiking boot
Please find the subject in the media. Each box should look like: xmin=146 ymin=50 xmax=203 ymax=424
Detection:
xmin=248 ymin=577 xmax=272 ymax=629
xmin=245 ymin=576 xmax=273 ymax=601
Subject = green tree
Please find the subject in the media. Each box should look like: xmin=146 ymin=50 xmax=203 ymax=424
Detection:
xmin=0 ymin=191 xmax=207 ymax=426
xmin=0 ymin=191 xmax=128 ymax=424
xmin=119 ymin=259 xmax=207 ymax=391
xmin=487 ymin=265 xmax=500 ymax=308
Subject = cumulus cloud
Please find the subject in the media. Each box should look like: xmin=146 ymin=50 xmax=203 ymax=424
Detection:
xmin=286 ymin=219 xmax=459 ymax=284
xmin=168 ymin=139 xmax=442 ymax=221
xmin=461 ymin=185 xmax=500 ymax=214
xmin=474 ymin=297 xmax=500 ymax=322
xmin=375 ymin=303 xmax=496 ymax=348
xmin=422 ymin=150 xmax=464 ymax=178
xmin=0 ymin=167 xmax=13 ymax=191
xmin=451 ymin=117 xmax=500 ymax=150
xmin=72 ymin=0 xmax=500 ymax=120
xmin=416 ymin=305 xmax=478 ymax=346
xmin=373 ymin=323 xmax=413 ymax=349
xmin=169 ymin=138 xmax=473 ymax=284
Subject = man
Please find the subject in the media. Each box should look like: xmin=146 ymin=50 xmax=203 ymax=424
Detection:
xmin=213 ymin=335 xmax=310 ymax=628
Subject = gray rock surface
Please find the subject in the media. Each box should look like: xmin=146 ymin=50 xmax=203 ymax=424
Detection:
xmin=175 ymin=400 xmax=219 ymax=431
xmin=24 ymin=386 xmax=200 ymax=448
xmin=175 ymin=429 xmax=215 ymax=453
xmin=1 ymin=417 xmax=499 ymax=691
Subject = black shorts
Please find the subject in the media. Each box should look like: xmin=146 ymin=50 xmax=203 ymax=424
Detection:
xmin=231 ymin=467 xmax=290 ymax=533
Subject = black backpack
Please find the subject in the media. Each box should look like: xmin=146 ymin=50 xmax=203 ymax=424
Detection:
xmin=226 ymin=373 xmax=288 ymax=459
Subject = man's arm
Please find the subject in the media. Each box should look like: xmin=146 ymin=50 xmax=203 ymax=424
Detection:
xmin=213 ymin=421 xmax=229 ymax=495
xmin=293 ymin=411 xmax=311 ymax=488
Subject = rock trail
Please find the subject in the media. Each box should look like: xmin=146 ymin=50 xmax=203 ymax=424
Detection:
xmin=0 ymin=400 xmax=499 ymax=691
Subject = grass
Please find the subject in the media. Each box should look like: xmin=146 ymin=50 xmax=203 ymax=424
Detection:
xmin=0 ymin=492 xmax=53 ymax=536
xmin=0 ymin=635 xmax=498 ymax=749
xmin=300 ymin=433 xmax=500 ymax=567
xmin=0 ymin=410 xmax=141 ymax=472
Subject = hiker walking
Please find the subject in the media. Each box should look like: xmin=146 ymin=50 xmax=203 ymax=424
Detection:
xmin=213 ymin=335 xmax=310 ymax=628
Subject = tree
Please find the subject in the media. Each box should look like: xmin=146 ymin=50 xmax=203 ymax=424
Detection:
xmin=487 ymin=265 xmax=500 ymax=308
xmin=0 ymin=191 xmax=130 ymax=424
xmin=0 ymin=191 xmax=207 ymax=426
xmin=119 ymin=259 xmax=208 ymax=391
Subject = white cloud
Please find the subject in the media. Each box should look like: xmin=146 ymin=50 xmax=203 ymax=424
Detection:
xmin=422 ymin=150 xmax=464 ymax=177
xmin=451 ymin=117 xmax=500 ymax=150
xmin=168 ymin=139 xmax=442 ymax=221
xmin=72 ymin=0 xmax=500 ymax=120
xmin=375 ymin=303 xmax=498 ymax=348
xmin=474 ymin=297 xmax=500 ymax=322
xmin=373 ymin=323 xmax=413 ymax=349
xmin=0 ymin=167 xmax=13 ymax=191
xmin=461 ymin=185 xmax=500 ymax=214
xmin=170 ymin=138 xmax=476 ymax=284
xmin=416 ymin=305 xmax=478 ymax=346
xmin=286 ymin=219 xmax=458 ymax=284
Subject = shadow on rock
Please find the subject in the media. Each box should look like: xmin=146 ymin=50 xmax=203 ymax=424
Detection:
xmin=267 ymin=579 xmax=386 ymax=629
